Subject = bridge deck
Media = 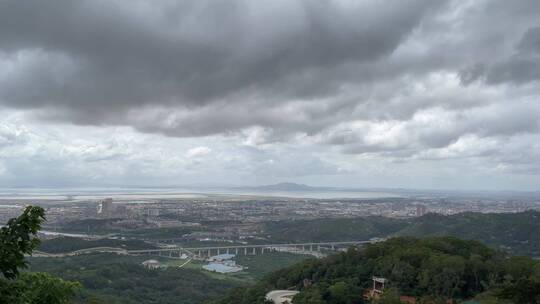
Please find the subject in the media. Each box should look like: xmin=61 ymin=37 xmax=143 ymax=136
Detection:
xmin=30 ymin=239 xmax=384 ymax=257
xmin=128 ymin=240 xmax=378 ymax=253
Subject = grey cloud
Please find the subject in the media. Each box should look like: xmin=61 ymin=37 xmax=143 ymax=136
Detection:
xmin=0 ymin=0 xmax=445 ymax=134
xmin=518 ymin=27 xmax=540 ymax=53
xmin=459 ymin=64 xmax=486 ymax=86
xmin=1 ymin=0 xmax=540 ymax=188
xmin=462 ymin=26 xmax=540 ymax=85
xmin=0 ymin=122 xmax=30 ymax=148
xmin=488 ymin=135 xmax=540 ymax=175
xmin=242 ymin=146 xmax=344 ymax=177
xmin=323 ymin=100 xmax=540 ymax=158
xmin=486 ymin=57 xmax=540 ymax=84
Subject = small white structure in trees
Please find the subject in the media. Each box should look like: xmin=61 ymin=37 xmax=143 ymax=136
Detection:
xmin=142 ymin=259 xmax=161 ymax=270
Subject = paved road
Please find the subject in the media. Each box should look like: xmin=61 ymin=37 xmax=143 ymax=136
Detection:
xmin=32 ymin=247 xmax=128 ymax=257
xmin=265 ymin=290 xmax=299 ymax=304
xmin=30 ymin=239 xmax=384 ymax=258
xmin=130 ymin=240 xmax=379 ymax=253
xmin=176 ymin=258 xmax=192 ymax=268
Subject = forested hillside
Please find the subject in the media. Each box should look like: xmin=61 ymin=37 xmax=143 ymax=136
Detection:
xmin=215 ymin=236 xmax=540 ymax=304
xmin=29 ymin=253 xmax=244 ymax=304
xmin=262 ymin=217 xmax=407 ymax=243
xmin=396 ymin=211 xmax=540 ymax=257
xmin=262 ymin=211 xmax=540 ymax=257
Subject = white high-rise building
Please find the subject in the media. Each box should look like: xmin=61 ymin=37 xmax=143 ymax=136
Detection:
xmin=97 ymin=198 xmax=114 ymax=217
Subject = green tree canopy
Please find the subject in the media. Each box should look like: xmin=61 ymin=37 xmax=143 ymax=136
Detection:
xmin=0 ymin=206 xmax=81 ymax=304
xmin=215 ymin=236 xmax=540 ymax=304
xmin=0 ymin=206 xmax=45 ymax=279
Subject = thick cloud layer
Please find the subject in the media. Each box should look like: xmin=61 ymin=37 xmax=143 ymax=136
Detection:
xmin=0 ymin=0 xmax=539 ymax=189
xmin=0 ymin=0 xmax=443 ymax=130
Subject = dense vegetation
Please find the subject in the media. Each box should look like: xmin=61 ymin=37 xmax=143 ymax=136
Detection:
xmin=262 ymin=217 xmax=407 ymax=243
xmin=28 ymin=253 xmax=243 ymax=304
xmin=215 ymin=236 xmax=540 ymax=304
xmin=396 ymin=211 xmax=540 ymax=256
xmin=59 ymin=211 xmax=540 ymax=257
xmin=38 ymin=236 xmax=157 ymax=253
xmin=120 ymin=227 xmax=193 ymax=239
xmin=27 ymin=250 xmax=312 ymax=303
xmin=0 ymin=206 xmax=80 ymax=304
xmin=235 ymin=252 xmax=311 ymax=280
xmin=262 ymin=211 xmax=540 ymax=257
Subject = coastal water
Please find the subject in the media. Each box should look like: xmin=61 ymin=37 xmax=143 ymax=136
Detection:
xmin=0 ymin=187 xmax=403 ymax=201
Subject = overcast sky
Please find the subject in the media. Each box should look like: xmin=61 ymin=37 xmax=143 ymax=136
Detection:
xmin=1 ymin=0 xmax=539 ymax=190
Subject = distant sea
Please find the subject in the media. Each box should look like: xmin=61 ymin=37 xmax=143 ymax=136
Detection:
xmin=223 ymin=189 xmax=404 ymax=199
xmin=0 ymin=187 xmax=403 ymax=201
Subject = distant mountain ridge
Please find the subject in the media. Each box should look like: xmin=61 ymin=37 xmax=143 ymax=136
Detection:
xmin=235 ymin=182 xmax=329 ymax=191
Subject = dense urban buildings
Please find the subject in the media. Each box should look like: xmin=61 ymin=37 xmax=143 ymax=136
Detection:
xmin=2 ymin=188 xmax=539 ymax=239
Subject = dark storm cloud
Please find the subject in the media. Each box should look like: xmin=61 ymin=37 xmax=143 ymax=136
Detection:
xmin=1 ymin=0 xmax=540 ymax=177
xmin=0 ymin=0 xmax=444 ymax=132
xmin=518 ymin=27 xmax=540 ymax=53
xmin=462 ymin=26 xmax=540 ymax=85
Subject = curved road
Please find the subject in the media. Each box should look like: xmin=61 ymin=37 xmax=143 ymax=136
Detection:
xmin=32 ymin=246 xmax=128 ymax=257
xmin=30 ymin=239 xmax=382 ymax=258
xmin=265 ymin=290 xmax=299 ymax=304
